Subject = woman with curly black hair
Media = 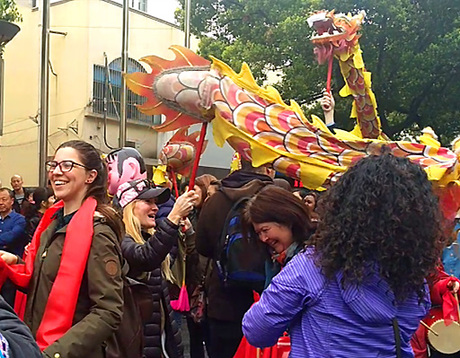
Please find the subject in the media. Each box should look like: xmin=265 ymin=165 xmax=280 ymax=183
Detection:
xmin=242 ymin=154 xmax=443 ymax=357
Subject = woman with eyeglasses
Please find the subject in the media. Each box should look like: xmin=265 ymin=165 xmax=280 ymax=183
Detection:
xmin=0 ymin=140 xmax=124 ymax=358
xmin=116 ymin=179 xmax=199 ymax=358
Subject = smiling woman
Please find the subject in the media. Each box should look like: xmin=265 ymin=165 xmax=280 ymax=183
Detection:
xmin=47 ymin=148 xmax=97 ymax=214
xmin=244 ymin=185 xmax=313 ymax=260
xmin=116 ymin=179 xmax=199 ymax=358
xmin=0 ymin=140 xmax=125 ymax=358
xmin=253 ymin=222 xmax=294 ymax=255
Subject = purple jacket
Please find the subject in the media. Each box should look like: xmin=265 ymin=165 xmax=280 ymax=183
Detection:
xmin=242 ymin=247 xmax=430 ymax=358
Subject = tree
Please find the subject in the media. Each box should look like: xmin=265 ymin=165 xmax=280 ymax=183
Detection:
xmin=177 ymin=0 xmax=460 ymax=144
xmin=0 ymin=0 xmax=22 ymax=23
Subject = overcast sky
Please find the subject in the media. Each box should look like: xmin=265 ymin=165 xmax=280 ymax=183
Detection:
xmin=109 ymin=0 xmax=181 ymax=24
xmin=148 ymin=0 xmax=181 ymax=24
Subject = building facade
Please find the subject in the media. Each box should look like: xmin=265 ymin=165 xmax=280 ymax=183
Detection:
xmin=1 ymin=0 xmax=206 ymax=186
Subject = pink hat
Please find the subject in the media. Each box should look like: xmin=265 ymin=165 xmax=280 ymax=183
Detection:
xmin=116 ymin=179 xmax=170 ymax=208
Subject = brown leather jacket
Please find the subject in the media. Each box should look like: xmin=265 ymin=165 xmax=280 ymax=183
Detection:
xmin=23 ymin=213 xmax=124 ymax=358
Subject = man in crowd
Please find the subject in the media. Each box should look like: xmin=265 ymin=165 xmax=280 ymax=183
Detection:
xmin=10 ymin=175 xmax=27 ymax=214
xmin=0 ymin=188 xmax=26 ymax=306
xmin=196 ymin=159 xmax=274 ymax=358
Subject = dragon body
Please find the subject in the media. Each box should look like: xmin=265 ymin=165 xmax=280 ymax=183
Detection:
xmin=309 ymin=10 xmax=381 ymax=139
xmin=125 ymin=18 xmax=459 ymax=192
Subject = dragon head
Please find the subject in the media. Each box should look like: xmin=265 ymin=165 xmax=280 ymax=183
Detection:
xmin=308 ymin=10 xmax=365 ymax=64
xmin=124 ymin=46 xmax=212 ymax=132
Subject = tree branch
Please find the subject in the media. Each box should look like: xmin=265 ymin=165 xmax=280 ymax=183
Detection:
xmin=375 ymin=26 xmax=387 ymax=81
xmin=380 ymin=111 xmax=389 ymax=133
xmin=386 ymin=112 xmax=421 ymax=137
xmin=386 ymin=79 xmax=434 ymax=136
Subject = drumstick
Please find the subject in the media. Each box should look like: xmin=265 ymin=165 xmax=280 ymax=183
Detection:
xmin=454 ymin=292 xmax=460 ymax=323
xmin=256 ymin=348 xmax=261 ymax=358
xmin=420 ymin=321 xmax=439 ymax=336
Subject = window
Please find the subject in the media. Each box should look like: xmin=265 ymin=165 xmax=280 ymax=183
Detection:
xmin=138 ymin=0 xmax=147 ymax=12
xmin=92 ymin=57 xmax=161 ymax=125
xmin=129 ymin=0 xmax=147 ymax=12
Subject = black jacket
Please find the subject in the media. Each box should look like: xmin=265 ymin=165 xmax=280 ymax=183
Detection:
xmin=0 ymin=296 xmax=41 ymax=357
xmin=25 ymin=212 xmax=43 ymax=243
xmin=121 ymin=219 xmax=183 ymax=358
xmin=196 ymin=170 xmax=273 ymax=322
xmin=12 ymin=188 xmax=29 ymax=215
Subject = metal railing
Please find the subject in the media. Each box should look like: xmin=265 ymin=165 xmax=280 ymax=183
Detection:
xmin=92 ymin=64 xmax=161 ymax=125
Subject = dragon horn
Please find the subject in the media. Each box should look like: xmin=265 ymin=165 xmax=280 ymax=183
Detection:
xmin=140 ymin=45 xmax=210 ymax=69
xmin=169 ymin=127 xmax=190 ymax=142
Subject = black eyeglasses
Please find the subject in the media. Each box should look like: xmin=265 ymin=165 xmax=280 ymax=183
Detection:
xmin=45 ymin=160 xmax=90 ymax=173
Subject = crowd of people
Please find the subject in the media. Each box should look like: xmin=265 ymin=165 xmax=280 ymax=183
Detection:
xmin=0 ymin=136 xmax=458 ymax=358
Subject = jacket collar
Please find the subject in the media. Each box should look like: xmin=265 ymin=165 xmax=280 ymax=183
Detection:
xmin=52 ymin=208 xmax=77 ymax=233
xmin=0 ymin=209 xmax=15 ymax=220
xmin=221 ymin=170 xmax=273 ymax=188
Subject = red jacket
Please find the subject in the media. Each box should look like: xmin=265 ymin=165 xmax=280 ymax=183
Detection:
xmin=411 ymin=266 xmax=460 ymax=357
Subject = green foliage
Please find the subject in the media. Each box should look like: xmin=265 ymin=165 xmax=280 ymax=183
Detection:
xmin=0 ymin=0 xmax=23 ymax=23
xmin=178 ymin=0 xmax=460 ymax=144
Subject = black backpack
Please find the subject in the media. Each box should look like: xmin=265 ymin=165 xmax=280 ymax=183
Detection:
xmin=215 ymin=196 xmax=269 ymax=292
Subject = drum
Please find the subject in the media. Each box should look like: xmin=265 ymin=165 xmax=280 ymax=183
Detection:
xmin=424 ymin=307 xmax=460 ymax=355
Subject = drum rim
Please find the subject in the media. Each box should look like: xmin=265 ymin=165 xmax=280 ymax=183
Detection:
xmin=427 ymin=320 xmax=460 ymax=354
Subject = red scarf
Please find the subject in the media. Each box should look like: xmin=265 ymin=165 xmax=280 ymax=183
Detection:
xmin=0 ymin=197 xmax=96 ymax=350
xmin=429 ymin=266 xmax=460 ymax=325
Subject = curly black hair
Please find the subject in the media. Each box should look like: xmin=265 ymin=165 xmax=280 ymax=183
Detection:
xmin=311 ymin=154 xmax=444 ymax=301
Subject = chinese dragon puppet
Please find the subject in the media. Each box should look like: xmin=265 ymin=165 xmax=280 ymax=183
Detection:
xmin=159 ymin=127 xmax=207 ymax=178
xmin=125 ymin=10 xmax=460 ymax=216
xmin=154 ymin=127 xmax=208 ymax=194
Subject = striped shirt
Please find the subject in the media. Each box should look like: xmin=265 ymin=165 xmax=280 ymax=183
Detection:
xmin=242 ymin=247 xmax=430 ymax=358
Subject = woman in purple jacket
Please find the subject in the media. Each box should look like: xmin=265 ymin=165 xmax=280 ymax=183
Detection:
xmin=243 ymin=154 xmax=443 ymax=358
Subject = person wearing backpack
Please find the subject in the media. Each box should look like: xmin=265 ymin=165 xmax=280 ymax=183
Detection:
xmin=195 ymin=159 xmax=274 ymax=358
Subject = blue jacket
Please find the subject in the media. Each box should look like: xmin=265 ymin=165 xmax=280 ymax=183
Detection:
xmin=0 ymin=210 xmax=26 ymax=255
xmin=442 ymin=222 xmax=460 ymax=279
xmin=156 ymin=196 xmax=175 ymax=223
xmin=243 ymin=247 xmax=430 ymax=358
